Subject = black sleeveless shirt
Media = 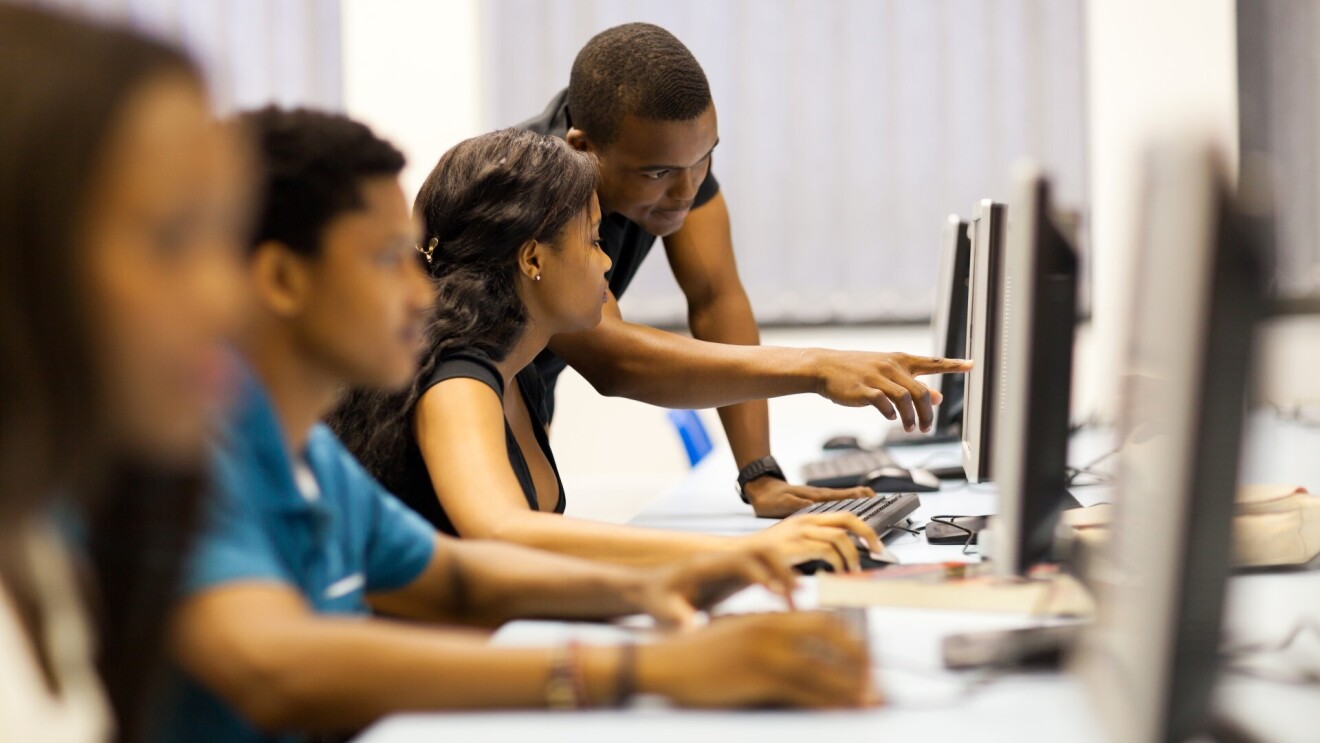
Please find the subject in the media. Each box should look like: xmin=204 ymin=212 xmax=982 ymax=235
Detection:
xmin=388 ymin=350 xmax=565 ymax=536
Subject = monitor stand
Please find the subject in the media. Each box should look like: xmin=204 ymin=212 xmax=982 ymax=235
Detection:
xmin=1059 ymin=490 xmax=1083 ymax=510
xmin=927 ymin=490 xmax=1083 ymax=547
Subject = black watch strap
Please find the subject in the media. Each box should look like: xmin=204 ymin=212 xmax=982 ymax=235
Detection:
xmin=736 ymin=456 xmax=786 ymax=504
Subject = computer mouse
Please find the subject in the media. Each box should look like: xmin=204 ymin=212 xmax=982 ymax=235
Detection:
xmin=794 ymin=559 xmax=834 ymax=575
xmin=794 ymin=553 xmax=893 ymax=575
xmin=928 ymin=465 xmax=968 ymax=481
xmin=793 ymin=542 xmax=898 ymax=575
xmin=866 ymin=467 xmax=942 ymax=493
xmin=822 ymin=435 xmax=862 ymax=451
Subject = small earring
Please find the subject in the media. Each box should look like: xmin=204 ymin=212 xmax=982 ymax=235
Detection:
xmin=417 ymin=237 xmax=438 ymax=264
xmin=534 ymin=274 xmax=542 ymax=282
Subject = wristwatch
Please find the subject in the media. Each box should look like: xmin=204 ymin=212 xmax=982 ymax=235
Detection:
xmin=736 ymin=455 xmax=786 ymax=504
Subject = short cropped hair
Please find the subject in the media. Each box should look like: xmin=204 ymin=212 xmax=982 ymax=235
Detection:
xmin=567 ymin=23 xmax=712 ymax=146
xmin=240 ymin=106 xmax=405 ymax=256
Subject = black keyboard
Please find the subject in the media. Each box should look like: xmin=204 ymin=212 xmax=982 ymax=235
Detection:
xmin=792 ymin=492 xmax=922 ymax=539
xmin=800 ymin=449 xmax=941 ymax=492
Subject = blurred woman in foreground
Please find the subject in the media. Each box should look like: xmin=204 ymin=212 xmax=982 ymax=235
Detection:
xmin=0 ymin=6 xmax=248 ymax=741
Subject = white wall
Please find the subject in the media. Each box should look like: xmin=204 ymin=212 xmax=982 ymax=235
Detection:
xmin=1085 ymin=0 xmax=1240 ymax=419
xmin=340 ymin=0 xmax=486 ymax=202
xmin=29 ymin=0 xmax=342 ymax=115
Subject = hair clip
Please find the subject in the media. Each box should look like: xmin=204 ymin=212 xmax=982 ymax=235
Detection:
xmin=417 ymin=236 xmax=438 ymax=264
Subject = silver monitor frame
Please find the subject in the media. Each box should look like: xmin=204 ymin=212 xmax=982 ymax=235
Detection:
xmin=961 ymin=199 xmax=1007 ymax=483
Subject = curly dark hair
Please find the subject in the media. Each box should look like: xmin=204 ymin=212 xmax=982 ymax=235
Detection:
xmin=567 ymin=22 xmax=712 ymax=146
xmin=328 ymin=128 xmax=598 ymax=494
xmin=237 ymin=106 xmax=405 ymax=256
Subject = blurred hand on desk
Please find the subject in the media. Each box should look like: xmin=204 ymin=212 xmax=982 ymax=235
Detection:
xmin=638 ymin=547 xmax=799 ymax=629
xmin=639 ymin=612 xmax=881 ymax=709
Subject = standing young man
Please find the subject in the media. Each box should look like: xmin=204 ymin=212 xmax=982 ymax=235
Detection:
xmin=161 ymin=107 xmax=875 ymax=743
xmin=520 ymin=23 xmax=971 ymax=517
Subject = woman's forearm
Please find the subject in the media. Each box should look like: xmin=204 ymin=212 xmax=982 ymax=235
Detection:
xmin=468 ymin=508 xmax=734 ymax=568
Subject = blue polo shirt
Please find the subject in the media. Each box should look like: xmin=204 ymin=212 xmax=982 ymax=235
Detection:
xmin=158 ymin=366 xmax=436 ymax=743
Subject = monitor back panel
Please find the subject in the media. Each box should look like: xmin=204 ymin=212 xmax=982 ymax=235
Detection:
xmin=992 ymin=167 xmax=1079 ymax=577
xmin=962 ymin=200 xmax=1007 ymax=483
xmin=1073 ymin=143 xmax=1263 ymax=743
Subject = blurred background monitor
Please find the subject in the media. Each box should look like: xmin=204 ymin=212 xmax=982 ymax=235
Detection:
xmin=1073 ymin=142 xmax=1265 ymax=743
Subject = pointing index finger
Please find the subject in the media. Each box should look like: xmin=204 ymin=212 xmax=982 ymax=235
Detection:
xmin=906 ymin=356 xmax=973 ymax=375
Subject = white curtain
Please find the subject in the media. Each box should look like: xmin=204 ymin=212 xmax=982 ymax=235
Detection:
xmin=1238 ymin=0 xmax=1320 ymax=300
xmin=483 ymin=0 xmax=1088 ymax=326
xmin=17 ymin=0 xmax=342 ymax=114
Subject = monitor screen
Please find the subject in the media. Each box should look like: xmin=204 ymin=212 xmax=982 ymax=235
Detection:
xmin=932 ymin=215 xmax=972 ymax=436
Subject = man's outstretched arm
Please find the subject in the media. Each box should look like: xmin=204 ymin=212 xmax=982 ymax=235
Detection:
xmin=547 ymin=293 xmax=969 ymax=434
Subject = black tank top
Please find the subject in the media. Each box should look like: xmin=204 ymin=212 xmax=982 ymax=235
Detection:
xmin=387 ymin=350 xmax=565 ymax=536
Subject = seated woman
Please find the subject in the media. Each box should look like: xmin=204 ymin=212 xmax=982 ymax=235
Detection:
xmin=331 ymin=128 xmax=878 ymax=570
xmin=0 ymin=6 xmax=248 ymax=741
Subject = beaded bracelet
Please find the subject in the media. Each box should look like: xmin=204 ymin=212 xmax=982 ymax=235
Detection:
xmin=546 ymin=641 xmax=586 ymax=710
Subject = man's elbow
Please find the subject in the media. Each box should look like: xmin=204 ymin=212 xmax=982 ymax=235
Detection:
xmin=687 ymin=287 xmax=754 ymax=336
xmin=685 ymin=292 xmax=720 ymax=329
xmin=588 ymin=373 xmax=635 ymax=399
xmin=564 ymin=358 xmax=632 ymax=399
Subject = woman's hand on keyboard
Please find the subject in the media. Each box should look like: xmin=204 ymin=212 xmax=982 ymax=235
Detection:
xmin=743 ymin=512 xmax=881 ymax=572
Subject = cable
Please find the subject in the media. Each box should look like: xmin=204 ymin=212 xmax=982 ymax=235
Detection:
xmin=1221 ymin=663 xmax=1320 ymax=687
xmin=1222 ymin=617 xmax=1320 ymax=657
xmin=1266 ymin=401 xmax=1320 ymax=428
xmin=1065 ymin=445 xmax=1121 ymax=487
xmin=1068 ymin=413 xmax=1112 ymax=434
xmin=925 ymin=514 xmax=987 ymax=555
xmin=1220 ymin=617 xmax=1320 ymax=687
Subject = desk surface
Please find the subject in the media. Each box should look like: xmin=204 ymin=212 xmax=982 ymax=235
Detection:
xmin=358 ymin=411 xmax=1320 ymax=743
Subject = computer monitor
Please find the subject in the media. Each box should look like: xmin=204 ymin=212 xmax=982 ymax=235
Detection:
xmin=931 ymin=215 xmax=972 ymax=436
xmin=1073 ymin=142 xmax=1264 ymax=742
xmin=886 ymin=215 xmax=971 ymax=447
xmin=961 ymin=199 xmax=1007 ymax=483
xmin=991 ymin=167 xmax=1080 ymax=577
